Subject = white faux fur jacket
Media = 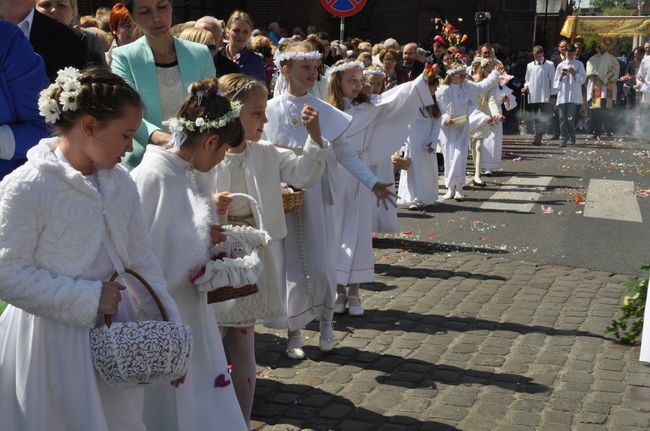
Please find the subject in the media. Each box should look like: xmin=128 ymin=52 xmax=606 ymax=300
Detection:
xmin=0 ymin=138 xmax=181 ymax=328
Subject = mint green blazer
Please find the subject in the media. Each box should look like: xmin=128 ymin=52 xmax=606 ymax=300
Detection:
xmin=111 ymin=37 xmax=216 ymax=169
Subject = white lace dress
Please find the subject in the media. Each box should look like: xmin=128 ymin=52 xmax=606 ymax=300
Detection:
xmin=212 ymin=150 xmax=284 ymax=327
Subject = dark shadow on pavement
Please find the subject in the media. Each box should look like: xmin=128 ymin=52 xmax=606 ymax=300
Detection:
xmin=255 ymin=333 xmax=550 ymax=394
xmin=372 ymin=237 xmax=509 ymax=254
xmin=253 ymin=377 xmax=460 ymax=430
xmin=373 ymin=263 xmax=507 ymax=281
xmin=328 ymin=308 xmax=606 ymax=341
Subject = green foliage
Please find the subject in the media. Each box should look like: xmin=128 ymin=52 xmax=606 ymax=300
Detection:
xmin=591 ymin=0 xmax=619 ymax=8
xmin=605 ymin=264 xmax=649 ymax=345
xmin=0 ymin=301 xmax=6 ymax=315
xmin=602 ymin=7 xmax=635 ymax=16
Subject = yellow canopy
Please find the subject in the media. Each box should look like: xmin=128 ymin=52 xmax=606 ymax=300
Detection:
xmin=561 ymin=16 xmax=650 ymax=38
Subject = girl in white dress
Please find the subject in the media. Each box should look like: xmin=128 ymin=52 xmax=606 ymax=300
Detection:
xmin=131 ymin=78 xmax=248 ymax=431
xmin=210 ymin=74 xmax=329 ymax=425
xmin=0 ymin=67 xmax=182 ymax=431
xmin=326 ymin=59 xmax=435 ymax=316
xmin=437 ymin=60 xmax=502 ymax=200
xmin=263 ymin=42 xmax=394 ymax=359
xmin=397 ymin=76 xmax=443 ymax=209
xmin=469 ymin=59 xmax=504 ymax=187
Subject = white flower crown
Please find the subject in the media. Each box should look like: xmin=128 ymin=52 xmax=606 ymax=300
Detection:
xmin=363 ymin=69 xmax=386 ymax=78
xmin=274 ymin=50 xmax=321 ymax=67
xmin=329 ymin=60 xmax=364 ymax=75
xmin=162 ymin=100 xmax=242 ymax=149
xmin=38 ymin=67 xmax=82 ymax=124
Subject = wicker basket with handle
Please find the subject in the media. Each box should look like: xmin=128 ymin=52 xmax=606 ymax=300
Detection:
xmin=193 ymin=193 xmax=270 ymax=303
xmin=282 ymin=187 xmax=305 ymax=213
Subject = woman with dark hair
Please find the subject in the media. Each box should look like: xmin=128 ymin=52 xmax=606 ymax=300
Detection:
xmin=380 ymin=47 xmax=409 ymax=90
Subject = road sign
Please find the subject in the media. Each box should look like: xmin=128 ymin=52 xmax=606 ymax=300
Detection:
xmin=320 ymin=0 xmax=367 ymax=18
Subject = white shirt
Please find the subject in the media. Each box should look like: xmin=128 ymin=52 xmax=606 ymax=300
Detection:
xmin=17 ymin=8 xmax=35 ymax=39
xmin=554 ymin=59 xmax=586 ymax=105
xmin=524 ymin=59 xmax=556 ymax=103
xmin=639 ymin=57 xmax=650 ymax=104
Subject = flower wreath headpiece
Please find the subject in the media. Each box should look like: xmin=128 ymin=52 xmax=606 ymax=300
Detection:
xmin=38 ymin=67 xmax=82 ymax=124
xmin=162 ymin=100 xmax=242 ymax=149
xmin=326 ymin=60 xmax=364 ymax=81
xmin=363 ymin=68 xmax=386 ymax=78
xmin=274 ymin=50 xmax=321 ymax=68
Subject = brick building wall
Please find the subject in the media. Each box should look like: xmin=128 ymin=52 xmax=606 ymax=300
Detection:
xmin=79 ymin=0 xmax=546 ymax=51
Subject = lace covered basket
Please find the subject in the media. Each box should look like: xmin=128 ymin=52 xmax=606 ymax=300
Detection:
xmin=90 ymin=269 xmax=193 ymax=388
xmin=192 ymin=193 xmax=271 ymax=303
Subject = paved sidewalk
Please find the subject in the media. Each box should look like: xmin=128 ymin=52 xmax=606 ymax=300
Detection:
xmin=252 ymin=240 xmax=650 ymax=430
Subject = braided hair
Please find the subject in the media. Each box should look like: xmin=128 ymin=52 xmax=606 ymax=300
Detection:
xmin=48 ymin=67 xmax=142 ymax=134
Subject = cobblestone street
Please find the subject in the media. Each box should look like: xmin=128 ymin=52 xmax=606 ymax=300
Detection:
xmin=252 ymin=240 xmax=650 ymax=430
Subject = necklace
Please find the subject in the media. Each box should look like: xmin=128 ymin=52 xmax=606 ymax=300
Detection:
xmin=281 ymin=93 xmax=302 ymax=129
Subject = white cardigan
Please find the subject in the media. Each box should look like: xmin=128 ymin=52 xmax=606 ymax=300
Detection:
xmin=0 ymin=138 xmax=181 ymax=328
xmin=208 ymin=138 xmax=329 ymax=240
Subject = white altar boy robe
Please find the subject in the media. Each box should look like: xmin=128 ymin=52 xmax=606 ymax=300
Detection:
xmin=397 ymin=108 xmax=442 ymax=206
xmin=263 ymin=92 xmax=379 ymax=330
xmin=480 ymin=85 xmax=517 ymax=171
xmin=131 ymin=146 xmax=247 ymax=431
xmin=336 ymin=75 xmax=434 ymax=285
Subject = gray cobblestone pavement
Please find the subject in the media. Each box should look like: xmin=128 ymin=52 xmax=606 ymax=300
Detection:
xmin=251 ymin=239 xmax=650 ymax=430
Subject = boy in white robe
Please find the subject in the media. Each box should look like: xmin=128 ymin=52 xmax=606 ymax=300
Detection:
xmin=262 ymin=42 xmax=394 ymax=359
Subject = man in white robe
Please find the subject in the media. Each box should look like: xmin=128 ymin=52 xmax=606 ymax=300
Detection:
xmin=586 ymin=37 xmax=620 ymax=137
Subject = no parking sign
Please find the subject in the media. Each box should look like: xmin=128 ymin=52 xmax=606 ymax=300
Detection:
xmin=320 ymin=0 xmax=367 ymax=17
xmin=321 ymin=0 xmax=367 ymax=40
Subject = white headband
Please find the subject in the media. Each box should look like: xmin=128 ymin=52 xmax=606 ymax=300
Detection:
xmin=326 ymin=60 xmax=364 ymax=81
xmin=363 ymin=69 xmax=386 ymax=78
xmin=275 ymin=50 xmax=321 ymax=67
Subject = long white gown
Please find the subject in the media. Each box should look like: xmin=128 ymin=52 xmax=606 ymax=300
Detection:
xmin=0 ymin=139 xmax=181 ymax=431
xmin=437 ymin=70 xmax=501 ymax=189
xmin=336 ymin=75 xmax=434 ymax=285
xmin=263 ymin=92 xmax=379 ymax=330
xmin=480 ymin=85 xmax=518 ymax=171
xmin=131 ymin=146 xmax=247 ymax=431
xmin=397 ymin=108 xmax=442 ymax=206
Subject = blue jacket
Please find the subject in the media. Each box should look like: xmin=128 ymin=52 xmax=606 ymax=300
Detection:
xmin=0 ymin=21 xmax=49 ymax=181
xmin=111 ymin=36 xmax=216 ymax=169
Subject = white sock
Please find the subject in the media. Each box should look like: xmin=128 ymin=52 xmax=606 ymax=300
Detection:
xmin=287 ymin=329 xmax=302 ymax=350
xmin=319 ymin=308 xmax=335 ymax=341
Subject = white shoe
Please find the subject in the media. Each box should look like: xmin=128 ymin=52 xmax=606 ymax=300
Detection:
xmin=286 ymin=331 xmax=305 ymax=360
xmin=334 ymin=294 xmax=347 ymax=314
xmin=319 ymin=335 xmax=337 ymax=352
xmin=454 ymin=190 xmax=465 ymax=201
xmin=442 ymin=190 xmax=454 ymax=200
xmin=347 ymin=296 xmax=364 ymax=316
xmin=286 ymin=347 xmax=305 ymax=360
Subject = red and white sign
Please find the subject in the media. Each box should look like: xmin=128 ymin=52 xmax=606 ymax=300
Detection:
xmin=320 ymin=0 xmax=367 ymax=18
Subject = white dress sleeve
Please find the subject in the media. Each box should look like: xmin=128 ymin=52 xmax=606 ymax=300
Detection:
xmin=277 ymin=136 xmax=330 ymax=188
xmin=332 ymin=135 xmax=380 ymax=190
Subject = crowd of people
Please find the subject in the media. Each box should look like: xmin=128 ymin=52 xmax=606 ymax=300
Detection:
xmin=1 ymin=0 xmax=650 ymax=429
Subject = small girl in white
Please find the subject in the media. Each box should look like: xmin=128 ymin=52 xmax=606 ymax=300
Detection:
xmin=0 ymin=67 xmax=182 ymax=431
xmin=437 ymin=58 xmax=501 ymax=200
xmin=397 ymin=76 xmax=443 ymax=209
xmin=325 ymin=58 xmax=436 ymax=316
xmin=131 ymin=78 xmax=248 ymax=431
xmin=211 ymin=73 xmax=330 ymax=426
